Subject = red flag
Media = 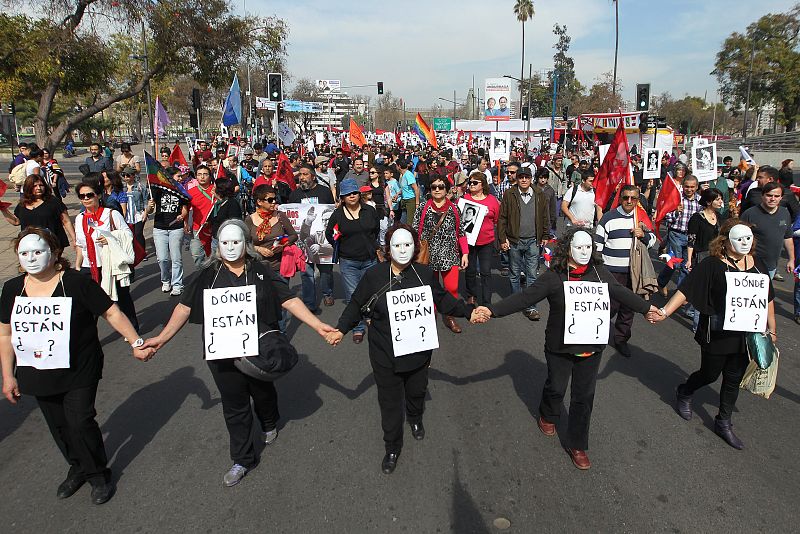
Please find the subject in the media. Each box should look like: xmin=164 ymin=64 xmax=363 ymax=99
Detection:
xmin=276 ymin=152 xmax=297 ymax=190
xmin=468 ymin=132 xmax=474 ymax=150
xmin=593 ymin=120 xmax=631 ymax=210
xmin=395 ymin=131 xmax=404 ymax=148
xmin=653 ymin=173 xmax=681 ymax=240
xmin=168 ymin=143 xmax=187 ymax=167
xmin=349 ymin=118 xmax=366 ymax=148
xmin=341 ymin=137 xmax=351 ymax=155
xmin=456 ymin=130 xmax=464 ymax=145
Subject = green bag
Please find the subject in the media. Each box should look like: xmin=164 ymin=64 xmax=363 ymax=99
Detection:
xmin=746 ymin=332 xmax=777 ymax=370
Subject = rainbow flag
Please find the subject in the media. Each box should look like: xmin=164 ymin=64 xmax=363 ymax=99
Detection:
xmin=145 ymin=151 xmax=191 ymax=201
xmin=415 ymin=113 xmax=438 ymax=148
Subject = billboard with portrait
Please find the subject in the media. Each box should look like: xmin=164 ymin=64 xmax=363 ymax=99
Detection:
xmin=484 ymin=78 xmax=511 ymax=121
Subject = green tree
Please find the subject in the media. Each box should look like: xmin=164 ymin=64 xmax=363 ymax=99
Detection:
xmin=572 ymin=71 xmax=624 ymax=114
xmin=513 ymin=0 xmax=535 ymax=97
xmin=552 ymin=23 xmax=582 ymax=110
xmin=713 ymin=4 xmax=800 ymax=131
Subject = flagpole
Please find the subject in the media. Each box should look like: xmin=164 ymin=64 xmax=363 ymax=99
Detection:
xmin=154 ymin=96 xmax=159 ymax=157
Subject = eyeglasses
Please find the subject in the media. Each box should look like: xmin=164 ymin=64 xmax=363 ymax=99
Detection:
xmin=469 ymin=181 xmax=481 ymax=186
xmin=621 ymin=195 xmax=639 ymax=201
xmin=259 ymin=197 xmax=277 ymax=203
xmin=77 ymin=192 xmax=96 ymax=200
xmin=430 ymin=184 xmax=447 ymax=191
xmin=369 ymin=171 xmax=378 ymax=174
xmin=507 ymin=170 xmax=517 ymax=175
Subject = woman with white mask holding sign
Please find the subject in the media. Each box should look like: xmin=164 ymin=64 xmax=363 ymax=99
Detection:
xmin=326 ymin=223 xmax=477 ymax=474
xmin=472 ymin=227 xmax=657 ymax=470
xmin=0 ymin=227 xmax=153 ymax=505
xmin=651 ymin=220 xmax=775 ymax=450
xmin=142 ymin=220 xmax=336 ymax=487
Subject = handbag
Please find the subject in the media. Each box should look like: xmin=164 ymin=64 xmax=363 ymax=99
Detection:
xmin=417 ymin=204 xmax=447 ymax=265
xmin=234 ymin=330 xmax=299 ymax=381
xmin=746 ymin=332 xmax=777 ymax=370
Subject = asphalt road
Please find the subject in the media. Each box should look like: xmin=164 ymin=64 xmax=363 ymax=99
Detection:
xmin=0 ymin=153 xmax=799 ymax=532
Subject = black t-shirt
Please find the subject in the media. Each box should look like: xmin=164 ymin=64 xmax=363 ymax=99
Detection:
xmin=325 ymin=204 xmax=380 ymax=261
xmin=208 ymin=198 xmax=243 ymax=238
xmin=0 ymin=270 xmax=113 ymax=396
xmin=152 ymin=188 xmax=187 ymax=230
xmin=15 ymin=197 xmax=69 ymax=248
xmin=181 ymin=260 xmax=294 ymax=333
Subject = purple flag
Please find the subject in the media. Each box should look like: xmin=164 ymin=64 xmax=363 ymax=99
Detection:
xmin=154 ymin=96 xmax=171 ymax=136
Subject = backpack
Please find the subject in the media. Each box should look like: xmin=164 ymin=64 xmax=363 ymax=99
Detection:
xmin=9 ymin=162 xmax=27 ymax=186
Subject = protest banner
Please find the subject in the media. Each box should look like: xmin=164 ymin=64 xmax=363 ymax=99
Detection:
xmin=279 ymin=203 xmax=337 ymax=264
xmin=203 ymin=286 xmax=258 ymax=360
xmin=484 ymin=78 xmax=511 ymax=121
xmin=563 ymin=282 xmax=610 ymax=345
xmin=315 ymin=132 xmax=325 ymax=145
xmin=692 ymin=143 xmax=717 ymax=182
xmin=723 ymin=272 xmax=769 ymax=332
xmin=644 ymin=147 xmax=662 ymax=180
xmin=278 ymin=122 xmax=296 ymax=146
xmin=489 ymin=131 xmax=511 ymax=162
xmin=11 ymin=297 xmax=72 ymax=369
xmin=457 ymin=198 xmax=489 ymax=246
xmin=386 ymin=286 xmax=439 ymax=357
xmin=225 ymin=144 xmax=239 ymax=159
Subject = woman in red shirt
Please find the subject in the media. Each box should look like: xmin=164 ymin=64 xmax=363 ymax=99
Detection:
xmin=463 ymin=171 xmax=500 ymax=306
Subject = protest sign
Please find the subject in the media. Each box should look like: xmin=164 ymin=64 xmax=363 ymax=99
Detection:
xmin=225 ymin=144 xmax=239 ymax=159
xmin=644 ymin=147 xmax=662 ymax=180
xmin=692 ymin=143 xmax=717 ymax=182
xmin=489 ymin=131 xmax=511 ymax=162
xmin=723 ymin=272 xmax=769 ymax=332
xmin=457 ymin=198 xmax=489 ymax=246
xmin=315 ymin=132 xmax=325 ymax=145
xmin=484 ymin=78 xmax=511 ymax=121
xmin=11 ymin=297 xmax=72 ymax=369
xmin=203 ymin=286 xmax=258 ymax=360
xmin=277 ymin=122 xmax=296 ymax=146
xmin=386 ymin=285 xmax=439 ymax=357
xmin=563 ymin=282 xmax=610 ymax=345
xmin=279 ymin=203 xmax=336 ymax=264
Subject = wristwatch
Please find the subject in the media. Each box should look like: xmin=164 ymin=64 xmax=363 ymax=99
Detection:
xmin=658 ymin=307 xmax=668 ymax=317
xmin=130 ymin=338 xmax=145 ymax=348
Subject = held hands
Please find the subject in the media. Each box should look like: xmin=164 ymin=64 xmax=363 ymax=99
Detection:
xmin=133 ymin=346 xmax=156 ymax=362
xmin=645 ymin=305 xmax=666 ymax=324
xmin=470 ymin=306 xmax=492 ymax=324
xmin=2 ymin=376 xmax=20 ymax=404
xmin=325 ymin=330 xmax=344 ymax=346
xmin=315 ymin=323 xmax=339 ymax=339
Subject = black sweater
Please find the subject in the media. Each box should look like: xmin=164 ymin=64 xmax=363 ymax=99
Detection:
xmin=336 ymin=262 xmax=474 ymax=372
xmin=489 ymin=264 xmax=651 ymax=354
xmin=325 ymin=203 xmax=380 ymax=261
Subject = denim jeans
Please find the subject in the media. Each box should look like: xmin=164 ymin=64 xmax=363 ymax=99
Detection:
xmin=340 ymin=257 xmax=376 ymax=334
xmin=508 ymin=237 xmax=540 ymax=312
xmin=301 ymin=262 xmax=334 ymax=310
xmin=189 ymin=237 xmax=207 ymax=267
xmin=278 ymin=275 xmax=290 ymax=333
xmin=657 ymin=231 xmax=688 ymax=289
xmin=153 ymin=227 xmax=185 ymax=288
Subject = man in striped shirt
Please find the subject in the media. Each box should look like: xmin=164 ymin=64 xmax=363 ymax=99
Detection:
xmin=656 ymin=175 xmax=700 ymax=295
xmin=594 ymin=184 xmax=656 ymax=357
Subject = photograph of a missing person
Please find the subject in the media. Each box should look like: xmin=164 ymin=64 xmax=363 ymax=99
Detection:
xmin=691 ymin=143 xmax=717 ymax=181
xmin=457 ymin=198 xmax=489 ymax=246
xmin=643 ymin=147 xmax=662 ymax=180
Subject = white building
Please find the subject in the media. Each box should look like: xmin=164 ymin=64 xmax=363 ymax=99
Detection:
xmin=308 ymin=91 xmax=360 ymax=131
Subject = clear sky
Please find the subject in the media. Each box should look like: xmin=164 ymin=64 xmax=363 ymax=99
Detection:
xmin=242 ymin=0 xmax=795 ymax=107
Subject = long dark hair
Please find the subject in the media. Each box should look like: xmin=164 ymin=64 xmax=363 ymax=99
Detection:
xmin=550 ymin=226 xmax=603 ymax=273
xmin=22 ymin=175 xmax=52 ymax=205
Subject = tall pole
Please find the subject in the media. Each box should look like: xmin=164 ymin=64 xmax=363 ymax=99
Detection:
xmin=550 ymin=71 xmax=559 ymax=143
xmin=743 ymin=41 xmax=756 ymax=142
xmin=612 ymin=0 xmax=619 ymax=100
xmin=453 ymin=89 xmax=457 ymax=132
xmin=141 ymin=20 xmax=154 ymax=150
xmin=526 ymin=63 xmax=532 ymax=146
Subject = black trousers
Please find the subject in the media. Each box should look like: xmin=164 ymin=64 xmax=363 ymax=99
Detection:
xmin=371 ymin=359 xmax=429 ymax=454
xmin=466 ymin=243 xmax=494 ymax=305
xmin=609 ymin=271 xmax=634 ymax=344
xmin=679 ymin=349 xmax=749 ymax=420
xmin=539 ymin=350 xmax=603 ymax=450
xmin=79 ymin=267 xmax=139 ymax=331
xmin=36 ymin=382 xmax=109 ymax=484
xmin=207 ymin=359 xmax=279 ymax=468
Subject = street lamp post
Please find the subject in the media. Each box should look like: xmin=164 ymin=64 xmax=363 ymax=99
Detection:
xmin=743 ymin=41 xmax=756 ymax=142
xmin=438 ymin=94 xmax=463 ymax=136
xmin=503 ymin=67 xmax=532 ymax=147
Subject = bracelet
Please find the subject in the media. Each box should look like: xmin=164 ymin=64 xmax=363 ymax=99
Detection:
xmin=658 ymin=307 xmax=668 ymax=317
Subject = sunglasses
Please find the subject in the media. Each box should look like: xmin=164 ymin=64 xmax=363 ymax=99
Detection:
xmin=507 ymin=170 xmax=517 ymax=174
xmin=469 ymin=181 xmax=481 ymax=186
xmin=77 ymin=192 xmax=96 ymax=200
xmin=369 ymin=171 xmax=378 ymax=174
xmin=343 ymin=191 xmax=360 ymax=197
xmin=430 ymin=184 xmax=447 ymax=191
xmin=621 ymin=195 xmax=639 ymax=201
xmin=259 ymin=197 xmax=277 ymax=203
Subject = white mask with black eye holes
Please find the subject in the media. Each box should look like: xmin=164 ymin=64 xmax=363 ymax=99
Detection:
xmin=17 ymin=234 xmax=53 ymax=275
xmin=218 ymin=225 xmax=246 ymax=262
xmin=570 ymin=231 xmax=594 ymax=266
xmin=728 ymin=224 xmax=753 ymax=255
xmin=390 ymin=228 xmax=415 ymax=266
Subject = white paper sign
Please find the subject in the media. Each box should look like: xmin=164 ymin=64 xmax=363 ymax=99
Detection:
xmin=489 ymin=132 xmax=510 ymax=162
xmin=643 ymin=147 xmax=662 ymax=181
xmin=315 ymin=132 xmax=325 ymax=145
xmin=598 ymin=144 xmax=611 ymax=166
xmin=386 ymin=285 xmax=439 ymax=357
xmin=692 ymin=143 xmax=717 ymax=182
xmin=457 ymin=198 xmax=489 ymax=246
xmin=11 ymin=297 xmax=72 ymax=369
xmin=277 ymin=122 xmax=296 ymax=146
xmin=279 ymin=203 xmax=337 ymax=264
xmin=203 ymin=286 xmax=258 ymax=360
xmin=723 ymin=272 xmax=769 ymax=332
xmin=563 ymin=282 xmax=610 ymax=345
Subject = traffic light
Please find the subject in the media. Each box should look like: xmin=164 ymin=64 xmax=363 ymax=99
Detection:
xmin=679 ymin=120 xmax=689 ymax=134
xmin=636 ymin=83 xmax=650 ymax=111
xmin=397 ymin=120 xmax=402 ymax=130
xmin=521 ymin=106 xmax=529 ymax=121
xmin=639 ymin=112 xmax=649 ymax=133
xmin=191 ymin=88 xmax=201 ymax=110
xmin=561 ymin=106 xmax=568 ymax=121
xmin=189 ymin=110 xmax=203 ymax=129
xmin=268 ymin=73 xmax=283 ymax=102
xmin=277 ymin=102 xmax=284 ymax=122
xmin=377 ymin=82 xmax=384 ymax=95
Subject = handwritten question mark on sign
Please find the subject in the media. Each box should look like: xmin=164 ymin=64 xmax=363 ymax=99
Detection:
xmin=419 ymin=326 xmax=426 ymax=341
xmin=207 ymin=332 xmax=216 ymax=354
xmin=754 ymin=313 xmax=760 ymax=329
xmin=15 ymin=337 xmax=23 ymax=351
xmin=47 ymin=339 xmax=55 ymax=356
xmin=241 ymin=332 xmax=250 ymax=352
xmin=595 ymin=317 xmax=604 ymax=339
xmin=568 ymin=316 xmax=576 ymax=334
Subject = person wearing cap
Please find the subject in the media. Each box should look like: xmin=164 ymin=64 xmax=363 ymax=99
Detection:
xmin=325 ymin=178 xmax=381 ymax=343
xmin=239 ymin=146 xmax=256 ymax=165
xmin=497 ymin=166 xmax=551 ymax=321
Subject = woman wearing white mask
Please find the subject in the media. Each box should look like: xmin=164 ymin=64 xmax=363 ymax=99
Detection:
xmin=0 ymin=227 xmax=153 ymax=505
xmin=326 ymin=223 xmax=477 ymax=474
xmin=472 ymin=227 xmax=658 ymax=470
xmin=652 ymin=220 xmax=776 ymax=450
xmin=142 ymin=220 xmax=336 ymax=487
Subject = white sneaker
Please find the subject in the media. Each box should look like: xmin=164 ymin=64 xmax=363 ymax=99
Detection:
xmin=170 ymin=286 xmax=183 ymax=296
xmin=263 ymin=429 xmax=278 ymax=445
xmin=223 ymin=464 xmax=248 ymax=487
xmin=161 ymin=282 xmax=171 ymax=293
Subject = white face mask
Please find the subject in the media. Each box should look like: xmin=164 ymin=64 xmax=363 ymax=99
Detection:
xmin=389 ymin=229 xmax=415 ymax=266
xmin=728 ymin=224 xmax=753 ymax=255
xmin=570 ymin=231 xmax=594 ymax=266
xmin=218 ymin=225 xmax=247 ymax=262
xmin=17 ymin=234 xmax=53 ymax=274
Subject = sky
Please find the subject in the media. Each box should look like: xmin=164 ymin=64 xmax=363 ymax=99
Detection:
xmin=242 ymin=0 xmax=796 ymax=107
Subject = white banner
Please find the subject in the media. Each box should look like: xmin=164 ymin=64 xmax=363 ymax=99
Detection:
xmin=723 ymin=272 xmax=769 ymax=332
xmin=457 ymin=198 xmax=488 ymax=246
xmin=11 ymin=297 xmax=72 ymax=369
xmin=279 ymin=203 xmax=337 ymax=264
xmin=692 ymin=143 xmax=717 ymax=182
xmin=203 ymin=286 xmax=258 ymax=360
xmin=277 ymin=122 xmax=296 ymax=146
xmin=386 ymin=285 xmax=439 ymax=357
xmin=643 ymin=147 xmax=662 ymax=181
xmin=562 ymin=282 xmax=610 ymax=345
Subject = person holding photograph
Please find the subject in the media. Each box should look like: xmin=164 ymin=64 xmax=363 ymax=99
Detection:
xmin=463 ymin=171 xmax=500 ymax=306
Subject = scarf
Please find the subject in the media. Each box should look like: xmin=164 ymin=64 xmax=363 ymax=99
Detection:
xmin=82 ymin=206 xmax=105 ymax=282
xmin=256 ymin=210 xmax=274 ymax=242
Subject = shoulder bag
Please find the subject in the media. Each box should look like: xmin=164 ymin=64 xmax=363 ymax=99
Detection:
xmin=417 ymin=203 xmax=447 ymax=265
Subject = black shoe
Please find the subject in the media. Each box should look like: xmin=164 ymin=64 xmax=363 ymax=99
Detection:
xmin=614 ymin=340 xmax=632 ymax=358
xmin=523 ymin=309 xmax=541 ymax=321
xmin=410 ymin=421 xmax=425 ymax=440
xmin=56 ymin=476 xmax=85 ymax=499
xmin=675 ymin=387 xmax=693 ymax=421
xmin=714 ymin=418 xmax=744 ymax=450
xmin=90 ymin=482 xmax=115 ymax=505
xmin=381 ymin=452 xmax=400 ymax=474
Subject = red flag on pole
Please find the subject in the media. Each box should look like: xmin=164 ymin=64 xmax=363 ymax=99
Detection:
xmin=168 ymin=143 xmax=188 ymax=167
xmin=593 ymin=120 xmax=631 ymax=210
xmin=276 ymin=151 xmax=297 ymax=190
xmin=653 ymin=173 xmax=682 ymax=240
xmin=395 ymin=131 xmax=404 ymax=148
xmin=341 ymin=137 xmax=351 ymax=155
xmin=349 ymin=118 xmax=367 ymax=148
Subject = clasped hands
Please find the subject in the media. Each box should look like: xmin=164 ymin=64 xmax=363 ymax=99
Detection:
xmin=470 ymin=306 xmax=492 ymax=324
xmin=645 ymin=305 xmax=667 ymax=324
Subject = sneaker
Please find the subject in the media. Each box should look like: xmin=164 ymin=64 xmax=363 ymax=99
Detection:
xmin=170 ymin=286 xmax=183 ymax=296
xmin=323 ymin=295 xmax=335 ymax=307
xmin=161 ymin=282 xmax=171 ymax=293
xmin=773 ymin=273 xmax=785 ymax=282
xmin=263 ymin=429 xmax=278 ymax=445
xmin=523 ymin=309 xmax=541 ymax=321
xmin=223 ymin=464 xmax=248 ymax=487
